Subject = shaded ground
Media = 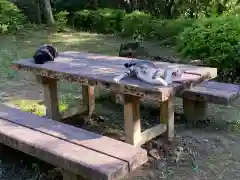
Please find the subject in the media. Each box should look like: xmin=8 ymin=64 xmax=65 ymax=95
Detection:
xmin=0 ymin=28 xmax=240 ymax=180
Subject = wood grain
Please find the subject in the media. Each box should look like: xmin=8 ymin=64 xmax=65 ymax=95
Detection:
xmin=0 ymin=118 xmax=128 ymax=180
xmin=11 ymin=51 xmax=217 ymax=101
xmin=0 ymin=104 xmax=148 ymax=171
xmin=124 ymin=95 xmax=141 ymax=146
xmin=180 ymin=81 xmax=240 ymax=105
xmin=82 ymin=85 xmax=95 ymax=115
xmin=41 ymin=77 xmax=60 ymax=120
xmin=160 ymin=96 xmax=174 ymax=141
xmin=183 ymin=99 xmax=208 ymax=123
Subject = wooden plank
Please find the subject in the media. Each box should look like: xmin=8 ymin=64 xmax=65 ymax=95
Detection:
xmin=139 ymin=124 xmax=167 ymax=146
xmin=60 ymin=105 xmax=88 ymax=120
xmin=179 ymin=81 xmax=240 ymax=105
xmin=183 ymin=99 xmax=208 ymax=123
xmin=11 ymin=51 xmax=217 ymax=101
xmin=123 ymin=95 xmax=141 ymax=146
xmin=197 ymin=81 xmax=240 ymax=92
xmin=0 ymin=118 xmax=128 ymax=180
xmin=160 ymin=96 xmax=174 ymax=141
xmin=41 ymin=77 xmax=60 ymax=120
xmin=0 ymin=104 xmax=148 ymax=171
xmin=82 ymin=85 xmax=95 ymax=115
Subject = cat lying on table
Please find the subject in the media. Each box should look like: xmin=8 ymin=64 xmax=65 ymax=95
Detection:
xmin=113 ymin=60 xmax=182 ymax=86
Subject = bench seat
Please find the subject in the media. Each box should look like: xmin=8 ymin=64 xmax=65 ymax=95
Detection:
xmin=179 ymin=81 xmax=240 ymax=122
xmin=180 ymin=81 xmax=240 ymax=105
xmin=0 ymin=104 xmax=148 ymax=180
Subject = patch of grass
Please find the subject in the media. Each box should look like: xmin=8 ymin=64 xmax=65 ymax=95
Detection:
xmin=7 ymin=99 xmax=68 ymax=117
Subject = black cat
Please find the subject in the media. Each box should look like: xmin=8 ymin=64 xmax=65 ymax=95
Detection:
xmin=33 ymin=44 xmax=58 ymax=64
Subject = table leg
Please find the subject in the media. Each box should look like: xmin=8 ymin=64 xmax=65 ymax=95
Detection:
xmin=82 ymin=85 xmax=95 ymax=116
xmin=124 ymin=95 xmax=141 ymax=146
xmin=183 ymin=98 xmax=208 ymax=125
xmin=41 ymin=76 xmax=60 ymax=121
xmin=160 ymin=97 xmax=174 ymax=141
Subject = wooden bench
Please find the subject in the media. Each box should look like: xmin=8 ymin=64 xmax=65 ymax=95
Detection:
xmin=0 ymin=104 xmax=148 ymax=180
xmin=179 ymin=81 xmax=240 ymax=122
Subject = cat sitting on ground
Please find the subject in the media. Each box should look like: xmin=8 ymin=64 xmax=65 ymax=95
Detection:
xmin=118 ymin=42 xmax=150 ymax=59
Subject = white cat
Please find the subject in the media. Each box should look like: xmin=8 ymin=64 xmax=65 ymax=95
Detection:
xmin=113 ymin=60 xmax=182 ymax=86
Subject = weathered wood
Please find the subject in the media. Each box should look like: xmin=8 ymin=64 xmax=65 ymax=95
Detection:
xmin=139 ymin=124 xmax=167 ymax=146
xmin=11 ymin=51 xmax=217 ymax=101
xmin=160 ymin=96 xmax=174 ymax=141
xmin=0 ymin=104 xmax=148 ymax=171
xmin=82 ymin=85 xmax=95 ymax=115
xmin=60 ymin=105 xmax=88 ymax=120
xmin=41 ymin=76 xmax=60 ymax=120
xmin=183 ymin=98 xmax=208 ymax=123
xmin=180 ymin=81 xmax=240 ymax=105
xmin=110 ymin=93 xmax=124 ymax=104
xmin=124 ymin=95 xmax=141 ymax=146
xmin=0 ymin=118 xmax=128 ymax=180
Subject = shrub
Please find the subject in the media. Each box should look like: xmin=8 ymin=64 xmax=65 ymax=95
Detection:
xmin=72 ymin=8 xmax=125 ymax=33
xmin=150 ymin=18 xmax=195 ymax=45
xmin=120 ymin=11 xmax=153 ymax=40
xmin=0 ymin=0 xmax=26 ymax=34
xmin=177 ymin=16 xmax=240 ymax=82
xmin=71 ymin=9 xmax=194 ymax=44
xmin=54 ymin=10 xmax=69 ymax=32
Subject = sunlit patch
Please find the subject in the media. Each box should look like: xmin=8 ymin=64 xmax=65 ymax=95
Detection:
xmin=92 ymin=67 xmax=116 ymax=74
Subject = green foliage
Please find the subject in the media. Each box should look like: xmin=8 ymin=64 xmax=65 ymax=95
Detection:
xmin=0 ymin=0 xmax=26 ymax=34
xmin=177 ymin=15 xmax=240 ymax=82
xmin=54 ymin=10 xmax=69 ymax=32
xmin=120 ymin=11 xmax=153 ymax=40
xmin=72 ymin=8 xmax=125 ymax=33
xmin=71 ymin=9 xmax=193 ymax=44
xmin=150 ymin=19 xmax=195 ymax=45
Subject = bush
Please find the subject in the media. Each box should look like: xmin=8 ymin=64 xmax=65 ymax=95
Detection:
xmin=0 ymin=0 xmax=26 ymax=34
xmin=150 ymin=19 xmax=195 ymax=45
xmin=72 ymin=8 xmax=125 ymax=33
xmin=71 ymin=9 xmax=194 ymax=44
xmin=177 ymin=16 xmax=240 ymax=82
xmin=55 ymin=10 xmax=69 ymax=32
xmin=120 ymin=11 xmax=153 ymax=40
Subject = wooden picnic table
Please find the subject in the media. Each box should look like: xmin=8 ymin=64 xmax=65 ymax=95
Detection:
xmin=11 ymin=51 xmax=217 ymax=146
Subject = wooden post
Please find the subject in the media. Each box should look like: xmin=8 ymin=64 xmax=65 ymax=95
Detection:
xmin=183 ymin=98 xmax=208 ymax=125
xmin=41 ymin=76 xmax=60 ymax=121
xmin=82 ymin=85 xmax=95 ymax=116
xmin=160 ymin=97 xmax=174 ymax=141
xmin=124 ymin=95 xmax=141 ymax=146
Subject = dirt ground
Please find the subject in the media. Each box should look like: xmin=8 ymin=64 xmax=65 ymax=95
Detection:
xmin=0 ymin=30 xmax=240 ymax=180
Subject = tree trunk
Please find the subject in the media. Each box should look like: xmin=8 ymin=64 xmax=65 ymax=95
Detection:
xmin=36 ymin=0 xmax=42 ymax=24
xmin=165 ymin=0 xmax=175 ymax=18
xmin=42 ymin=0 xmax=55 ymax=25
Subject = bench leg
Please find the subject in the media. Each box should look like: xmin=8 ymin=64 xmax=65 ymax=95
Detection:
xmin=160 ymin=97 xmax=174 ymax=141
xmin=124 ymin=95 xmax=141 ymax=146
xmin=60 ymin=169 xmax=87 ymax=180
xmin=183 ymin=99 xmax=208 ymax=124
xmin=41 ymin=76 xmax=60 ymax=121
xmin=82 ymin=85 xmax=95 ymax=116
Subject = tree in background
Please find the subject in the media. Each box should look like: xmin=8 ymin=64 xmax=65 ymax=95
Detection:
xmin=43 ymin=0 xmax=55 ymax=25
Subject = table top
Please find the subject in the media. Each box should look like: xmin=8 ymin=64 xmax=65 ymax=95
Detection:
xmin=11 ymin=51 xmax=217 ymax=101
